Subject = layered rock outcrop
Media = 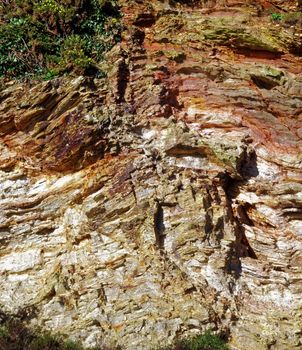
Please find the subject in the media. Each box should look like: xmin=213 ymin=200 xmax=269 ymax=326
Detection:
xmin=0 ymin=0 xmax=301 ymax=349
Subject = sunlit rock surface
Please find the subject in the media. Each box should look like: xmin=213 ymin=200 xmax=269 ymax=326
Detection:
xmin=0 ymin=0 xmax=301 ymax=349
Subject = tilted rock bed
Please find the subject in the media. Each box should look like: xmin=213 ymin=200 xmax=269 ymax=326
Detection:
xmin=0 ymin=0 xmax=301 ymax=349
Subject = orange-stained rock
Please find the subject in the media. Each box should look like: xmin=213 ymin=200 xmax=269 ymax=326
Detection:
xmin=0 ymin=1 xmax=301 ymax=349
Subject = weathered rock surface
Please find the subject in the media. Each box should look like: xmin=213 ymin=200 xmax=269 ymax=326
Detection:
xmin=0 ymin=0 xmax=301 ymax=349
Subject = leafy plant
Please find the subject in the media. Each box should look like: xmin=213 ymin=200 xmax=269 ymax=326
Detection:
xmin=271 ymin=13 xmax=283 ymax=21
xmin=179 ymin=330 xmax=229 ymax=350
xmin=59 ymin=35 xmax=94 ymax=72
xmin=0 ymin=0 xmax=122 ymax=78
xmin=43 ymin=69 xmax=59 ymax=81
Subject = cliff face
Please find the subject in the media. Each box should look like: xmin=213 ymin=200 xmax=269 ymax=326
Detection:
xmin=0 ymin=1 xmax=302 ymax=349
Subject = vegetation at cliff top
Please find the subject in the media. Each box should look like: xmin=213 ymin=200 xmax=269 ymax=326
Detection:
xmin=0 ymin=0 xmax=122 ymax=79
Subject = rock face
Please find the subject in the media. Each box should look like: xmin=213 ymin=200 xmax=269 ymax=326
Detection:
xmin=0 ymin=0 xmax=302 ymax=349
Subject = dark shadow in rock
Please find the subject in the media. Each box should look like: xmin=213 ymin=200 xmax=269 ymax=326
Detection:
xmin=238 ymin=148 xmax=259 ymax=179
xmin=251 ymin=74 xmax=280 ymax=90
xmin=222 ymin=151 xmax=259 ymax=277
xmin=154 ymin=201 xmax=165 ymax=251
xmin=133 ymin=13 xmax=156 ymax=27
xmin=116 ymin=57 xmax=130 ymax=103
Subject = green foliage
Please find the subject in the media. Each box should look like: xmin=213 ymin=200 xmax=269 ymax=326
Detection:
xmin=0 ymin=16 xmax=43 ymax=77
xmin=271 ymin=11 xmax=302 ymax=23
xmin=60 ymin=35 xmax=94 ymax=72
xmin=180 ymin=331 xmax=229 ymax=350
xmin=43 ymin=69 xmax=59 ymax=81
xmin=271 ymin=13 xmax=283 ymax=21
xmin=0 ymin=0 xmax=122 ymax=79
xmin=154 ymin=330 xmax=229 ymax=350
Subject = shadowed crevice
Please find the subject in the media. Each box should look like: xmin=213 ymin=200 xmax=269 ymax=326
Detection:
xmin=116 ymin=57 xmax=130 ymax=103
xmin=154 ymin=202 xmax=165 ymax=251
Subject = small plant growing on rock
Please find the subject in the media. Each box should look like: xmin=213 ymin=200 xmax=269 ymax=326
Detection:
xmin=154 ymin=330 xmax=229 ymax=350
xmin=271 ymin=13 xmax=283 ymax=21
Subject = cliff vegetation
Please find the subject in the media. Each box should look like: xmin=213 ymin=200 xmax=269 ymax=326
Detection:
xmin=0 ymin=0 xmax=121 ymax=79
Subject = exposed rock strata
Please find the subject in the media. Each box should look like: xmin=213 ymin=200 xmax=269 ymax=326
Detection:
xmin=0 ymin=1 xmax=301 ymax=349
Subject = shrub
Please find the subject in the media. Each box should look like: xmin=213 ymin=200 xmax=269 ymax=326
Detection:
xmin=0 ymin=0 xmax=122 ymax=78
xmin=59 ymin=35 xmax=94 ymax=73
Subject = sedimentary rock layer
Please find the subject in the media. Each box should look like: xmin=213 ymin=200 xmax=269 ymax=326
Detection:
xmin=0 ymin=0 xmax=301 ymax=349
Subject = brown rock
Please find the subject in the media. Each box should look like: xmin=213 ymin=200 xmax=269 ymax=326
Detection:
xmin=0 ymin=1 xmax=301 ymax=349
